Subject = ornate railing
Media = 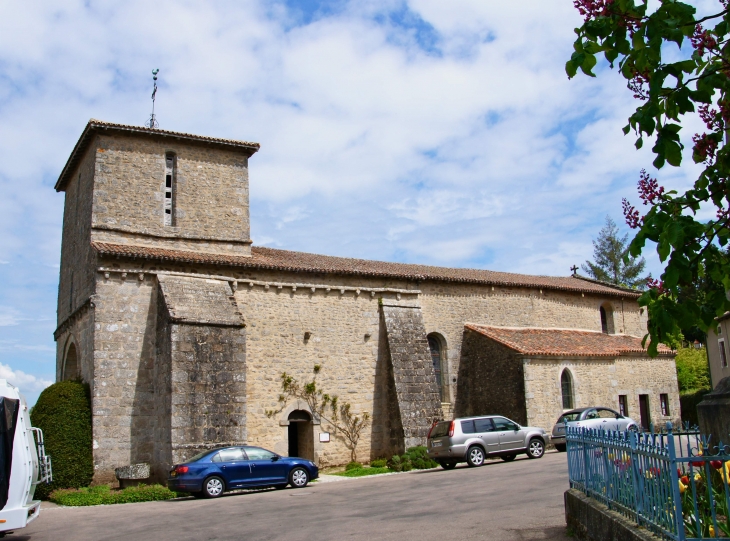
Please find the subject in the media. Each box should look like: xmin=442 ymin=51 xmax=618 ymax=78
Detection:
xmin=567 ymin=423 xmax=730 ymax=540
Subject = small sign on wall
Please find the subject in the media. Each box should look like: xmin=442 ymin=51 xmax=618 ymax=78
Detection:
xmin=319 ymin=432 xmax=330 ymax=443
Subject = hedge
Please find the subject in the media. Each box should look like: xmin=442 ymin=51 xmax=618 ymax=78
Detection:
xmin=50 ymin=484 xmax=178 ymax=506
xmin=30 ymin=380 xmax=93 ymax=499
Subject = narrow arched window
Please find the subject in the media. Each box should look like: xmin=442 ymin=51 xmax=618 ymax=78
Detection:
xmin=600 ymin=303 xmax=614 ymax=334
xmin=164 ymin=153 xmax=176 ymax=226
xmin=561 ymin=369 xmax=574 ymax=409
xmin=427 ymin=334 xmax=443 ymax=401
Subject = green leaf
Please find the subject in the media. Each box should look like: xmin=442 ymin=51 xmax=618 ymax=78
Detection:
xmin=635 ymin=137 xmax=643 ymax=150
xmin=580 ymin=53 xmax=597 ymax=77
xmin=665 ymin=140 xmax=683 ymax=166
xmin=566 ymin=60 xmax=578 ymax=79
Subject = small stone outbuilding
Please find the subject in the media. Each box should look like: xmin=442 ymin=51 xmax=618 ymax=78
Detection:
xmin=457 ymin=325 xmax=678 ymax=431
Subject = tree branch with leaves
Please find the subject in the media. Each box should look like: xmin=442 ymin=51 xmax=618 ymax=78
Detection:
xmin=567 ymin=0 xmax=730 ymax=354
xmin=265 ymin=365 xmax=371 ymax=462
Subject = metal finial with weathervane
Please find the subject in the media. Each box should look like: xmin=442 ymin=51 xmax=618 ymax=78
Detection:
xmin=145 ymin=69 xmax=159 ymax=129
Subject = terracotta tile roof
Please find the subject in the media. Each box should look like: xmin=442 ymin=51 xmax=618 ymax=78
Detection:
xmin=55 ymin=119 xmax=260 ymax=192
xmin=91 ymin=241 xmax=639 ymax=298
xmin=465 ymin=324 xmax=672 ymax=357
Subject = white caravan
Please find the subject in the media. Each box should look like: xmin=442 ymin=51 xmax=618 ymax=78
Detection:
xmin=0 ymin=379 xmax=51 ymax=537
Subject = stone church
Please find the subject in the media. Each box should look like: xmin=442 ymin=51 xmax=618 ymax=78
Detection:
xmin=53 ymin=120 xmax=679 ymax=483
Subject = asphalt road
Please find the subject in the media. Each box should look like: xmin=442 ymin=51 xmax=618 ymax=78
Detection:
xmin=18 ymin=451 xmax=571 ymax=541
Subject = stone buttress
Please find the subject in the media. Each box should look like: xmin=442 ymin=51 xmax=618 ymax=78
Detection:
xmin=381 ymin=302 xmax=443 ymax=450
xmin=154 ymin=274 xmax=246 ymax=481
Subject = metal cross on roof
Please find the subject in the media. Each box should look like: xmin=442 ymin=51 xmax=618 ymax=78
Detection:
xmin=145 ymin=69 xmax=159 ymax=129
xmin=570 ymin=265 xmax=579 ymax=276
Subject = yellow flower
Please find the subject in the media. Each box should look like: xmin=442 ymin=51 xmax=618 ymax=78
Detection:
xmin=721 ymin=461 xmax=730 ymax=484
xmin=678 ymin=480 xmax=686 ymax=494
xmin=710 ymin=525 xmax=715 ymax=537
xmin=695 ymin=472 xmax=702 ymax=483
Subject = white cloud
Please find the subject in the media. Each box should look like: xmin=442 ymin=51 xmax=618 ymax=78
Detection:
xmin=0 ymin=0 xmax=705 ymax=388
xmin=0 ymin=363 xmax=53 ymax=394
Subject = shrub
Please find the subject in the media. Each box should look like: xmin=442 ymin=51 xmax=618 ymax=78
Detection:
xmin=370 ymin=458 xmax=387 ymax=468
xmin=345 ymin=461 xmax=362 ymax=471
xmin=49 ymin=484 xmax=178 ymax=506
xmin=30 ymin=380 xmax=93 ymax=500
xmin=387 ymin=446 xmax=438 ymax=472
xmin=675 ymin=347 xmax=711 ymax=393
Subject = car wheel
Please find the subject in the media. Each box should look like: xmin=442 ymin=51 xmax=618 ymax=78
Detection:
xmin=555 ymin=443 xmax=567 ymax=452
xmin=501 ymin=454 xmax=516 ymax=462
xmin=202 ymin=476 xmax=225 ymax=498
xmin=466 ymin=446 xmax=485 ymax=467
xmin=289 ymin=467 xmax=309 ymax=488
xmin=527 ymin=439 xmax=545 ymax=459
xmin=439 ymin=461 xmax=457 ymax=470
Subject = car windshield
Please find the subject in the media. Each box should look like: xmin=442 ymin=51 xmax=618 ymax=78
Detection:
xmin=187 ymin=450 xmax=216 ymax=463
xmin=558 ymin=412 xmax=582 ymax=423
xmin=429 ymin=421 xmax=451 ymax=438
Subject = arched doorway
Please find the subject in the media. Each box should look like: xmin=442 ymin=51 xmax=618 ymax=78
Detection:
xmin=64 ymin=342 xmax=79 ymax=380
xmin=287 ymin=410 xmax=314 ymax=460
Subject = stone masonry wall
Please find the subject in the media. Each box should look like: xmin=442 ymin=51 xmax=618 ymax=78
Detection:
xmin=90 ymin=133 xmax=252 ymax=253
xmin=82 ymin=257 xmax=653 ymax=473
xmin=91 ymin=273 xmax=158 ymax=483
xmin=156 ymin=275 xmax=247 ymax=470
xmin=57 ymin=144 xmax=98 ymax=326
xmin=523 ymin=355 xmax=680 ymax=432
xmin=234 ymin=282 xmax=394 ymax=466
xmin=420 ymin=281 xmax=647 ymax=409
xmin=55 ymin=301 xmax=96 ymax=384
xmin=381 ymin=303 xmax=443 ymax=449
xmin=454 ymin=327 xmax=527 ymax=424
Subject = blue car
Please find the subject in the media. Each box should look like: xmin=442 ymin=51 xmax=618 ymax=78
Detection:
xmin=168 ymin=445 xmax=319 ymax=498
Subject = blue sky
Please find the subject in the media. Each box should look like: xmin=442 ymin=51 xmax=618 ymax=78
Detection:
xmin=0 ymin=0 xmax=715 ymax=405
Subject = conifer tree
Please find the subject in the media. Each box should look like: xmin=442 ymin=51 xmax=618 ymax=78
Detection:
xmin=581 ymin=216 xmax=650 ymax=289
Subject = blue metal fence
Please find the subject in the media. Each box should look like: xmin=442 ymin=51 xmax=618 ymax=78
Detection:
xmin=566 ymin=423 xmax=730 ymax=540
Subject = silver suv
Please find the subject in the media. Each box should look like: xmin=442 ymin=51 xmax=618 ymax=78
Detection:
xmin=426 ymin=416 xmax=549 ymax=469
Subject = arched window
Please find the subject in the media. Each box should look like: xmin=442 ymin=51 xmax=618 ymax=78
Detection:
xmin=561 ymin=369 xmax=574 ymax=410
xmin=600 ymin=303 xmax=614 ymax=334
xmin=163 ymin=153 xmax=177 ymax=226
xmin=64 ymin=342 xmax=79 ymax=381
xmin=427 ymin=334 xmax=444 ymax=401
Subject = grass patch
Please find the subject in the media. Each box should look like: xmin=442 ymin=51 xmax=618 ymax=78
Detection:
xmin=49 ymin=484 xmax=179 ymax=506
xmin=332 ymin=466 xmax=392 ymax=478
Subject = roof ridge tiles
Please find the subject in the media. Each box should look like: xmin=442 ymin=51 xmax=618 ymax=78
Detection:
xmin=464 ymin=323 xmax=672 ymax=357
xmin=90 ymin=241 xmax=640 ymax=298
xmin=55 ymin=119 xmax=260 ymax=192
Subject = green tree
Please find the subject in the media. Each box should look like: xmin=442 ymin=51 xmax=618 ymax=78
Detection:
xmin=582 ymin=216 xmax=651 ymax=288
xmin=30 ymin=380 xmax=93 ymax=499
xmin=675 ymin=346 xmax=712 ymax=392
xmin=566 ymin=0 xmax=730 ymax=355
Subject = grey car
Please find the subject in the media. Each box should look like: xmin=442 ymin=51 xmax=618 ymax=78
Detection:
xmin=426 ymin=415 xmax=549 ymax=469
xmin=551 ymin=407 xmax=638 ymax=452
